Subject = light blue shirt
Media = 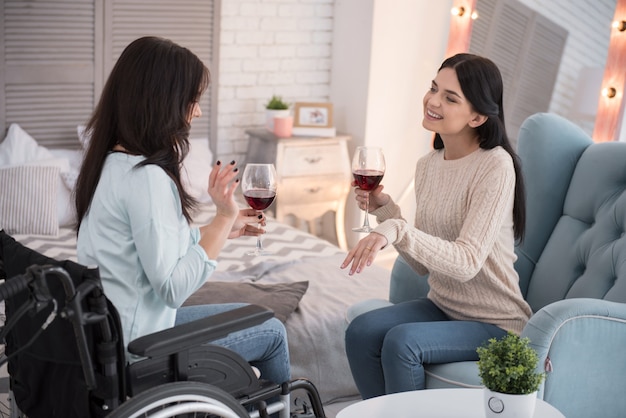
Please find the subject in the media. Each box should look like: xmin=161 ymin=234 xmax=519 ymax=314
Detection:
xmin=77 ymin=153 xmax=217 ymax=361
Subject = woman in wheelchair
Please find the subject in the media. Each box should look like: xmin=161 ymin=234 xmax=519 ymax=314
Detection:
xmin=73 ymin=36 xmax=290 ymax=387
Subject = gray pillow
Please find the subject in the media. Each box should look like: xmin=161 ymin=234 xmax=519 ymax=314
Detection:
xmin=183 ymin=281 xmax=309 ymax=323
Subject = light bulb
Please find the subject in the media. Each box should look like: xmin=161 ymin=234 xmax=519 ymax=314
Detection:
xmin=451 ymin=6 xmax=465 ymax=17
xmin=602 ymin=87 xmax=617 ymax=98
xmin=612 ymin=20 xmax=626 ymax=31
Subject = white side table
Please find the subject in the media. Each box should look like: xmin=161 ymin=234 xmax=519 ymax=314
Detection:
xmin=245 ymin=129 xmax=351 ymax=249
xmin=336 ymin=388 xmax=565 ymax=418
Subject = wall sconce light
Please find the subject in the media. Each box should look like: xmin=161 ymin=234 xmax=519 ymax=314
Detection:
xmin=451 ymin=6 xmax=466 ymax=17
xmin=602 ymin=87 xmax=617 ymax=98
xmin=451 ymin=6 xmax=478 ymax=19
xmin=612 ymin=20 xmax=626 ymax=31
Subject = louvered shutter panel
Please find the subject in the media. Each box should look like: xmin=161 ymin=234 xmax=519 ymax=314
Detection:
xmin=507 ymin=14 xmax=567 ymax=141
xmin=469 ymin=0 xmax=567 ymax=146
xmin=1 ymin=0 xmax=98 ymax=148
xmin=104 ymin=0 xmax=217 ymax=140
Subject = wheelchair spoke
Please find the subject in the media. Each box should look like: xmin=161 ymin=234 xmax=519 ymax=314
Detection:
xmin=108 ymin=381 xmax=249 ymax=418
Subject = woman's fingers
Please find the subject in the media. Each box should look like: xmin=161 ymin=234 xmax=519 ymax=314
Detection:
xmin=341 ymin=233 xmax=387 ymax=275
xmin=209 ymin=160 xmax=239 ymax=198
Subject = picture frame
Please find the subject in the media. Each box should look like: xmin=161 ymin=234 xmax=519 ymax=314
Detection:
xmin=294 ymin=102 xmax=334 ymax=128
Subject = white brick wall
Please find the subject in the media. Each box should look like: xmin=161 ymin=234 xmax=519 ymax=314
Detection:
xmin=216 ymin=0 xmax=334 ymax=163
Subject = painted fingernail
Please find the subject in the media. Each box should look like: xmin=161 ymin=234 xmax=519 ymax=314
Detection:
xmin=235 ymin=178 xmax=240 ymax=183
xmin=233 ymin=168 xmax=238 ymax=172
xmin=258 ymin=214 xmax=263 ymax=219
xmin=230 ymin=160 xmax=235 ymax=165
xmin=216 ymin=160 xmax=221 ymax=165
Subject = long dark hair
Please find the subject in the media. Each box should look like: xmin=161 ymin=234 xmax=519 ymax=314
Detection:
xmin=433 ymin=53 xmax=526 ymax=241
xmin=74 ymin=36 xmax=210 ymax=229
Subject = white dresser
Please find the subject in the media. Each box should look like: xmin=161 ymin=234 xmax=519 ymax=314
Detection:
xmin=245 ymin=129 xmax=351 ymax=249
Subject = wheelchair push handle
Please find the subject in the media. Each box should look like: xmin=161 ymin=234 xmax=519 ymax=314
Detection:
xmin=0 ymin=272 xmax=31 ymax=302
xmin=0 ymin=264 xmax=60 ymax=305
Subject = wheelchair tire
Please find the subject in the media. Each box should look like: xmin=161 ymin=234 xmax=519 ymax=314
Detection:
xmin=107 ymin=381 xmax=249 ymax=418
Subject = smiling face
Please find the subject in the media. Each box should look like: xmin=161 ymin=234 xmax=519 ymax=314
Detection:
xmin=422 ymin=67 xmax=485 ymax=141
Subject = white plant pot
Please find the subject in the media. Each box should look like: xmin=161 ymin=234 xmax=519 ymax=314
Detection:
xmin=265 ymin=109 xmax=290 ymax=131
xmin=484 ymin=388 xmax=537 ymax=418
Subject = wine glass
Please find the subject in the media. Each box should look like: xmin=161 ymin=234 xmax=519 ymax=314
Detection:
xmin=351 ymin=146 xmax=385 ymax=233
xmin=241 ymin=163 xmax=278 ymax=256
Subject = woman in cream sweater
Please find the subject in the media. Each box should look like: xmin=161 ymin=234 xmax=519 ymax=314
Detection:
xmin=342 ymin=53 xmax=532 ymax=399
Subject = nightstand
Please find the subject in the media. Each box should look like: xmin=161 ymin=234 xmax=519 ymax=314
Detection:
xmin=245 ymin=129 xmax=351 ymax=250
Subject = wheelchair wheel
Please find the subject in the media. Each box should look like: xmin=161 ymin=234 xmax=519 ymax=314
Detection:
xmin=108 ymin=381 xmax=249 ymax=418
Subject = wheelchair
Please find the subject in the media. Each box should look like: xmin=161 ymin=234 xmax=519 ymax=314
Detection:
xmin=0 ymin=230 xmax=326 ymax=418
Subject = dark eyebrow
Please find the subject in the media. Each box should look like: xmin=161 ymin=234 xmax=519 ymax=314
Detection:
xmin=432 ymin=80 xmax=463 ymax=99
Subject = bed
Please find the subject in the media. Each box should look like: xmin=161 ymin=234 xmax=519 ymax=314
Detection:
xmin=0 ymin=123 xmax=391 ymax=412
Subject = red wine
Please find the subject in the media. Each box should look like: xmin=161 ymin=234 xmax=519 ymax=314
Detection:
xmin=244 ymin=189 xmax=276 ymax=211
xmin=353 ymin=169 xmax=384 ymax=191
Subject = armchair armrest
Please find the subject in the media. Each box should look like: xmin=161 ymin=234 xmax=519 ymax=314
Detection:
xmin=522 ymin=297 xmax=626 ymax=356
xmin=128 ymin=304 xmax=274 ymax=358
xmin=521 ymin=298 xmax=626 ymax=418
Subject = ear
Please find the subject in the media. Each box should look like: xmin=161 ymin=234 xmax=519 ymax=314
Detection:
xmin=468 ymin=113 xmax=488 ymax=128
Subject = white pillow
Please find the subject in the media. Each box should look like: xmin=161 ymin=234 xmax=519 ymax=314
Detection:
xmin=182 ymin=138 xmax=214 ymax=204
xmin=0 ymin=123 xmax=54 ymax=166
xmin=0 ymin=124 xmax=79 ymax=228
xmin=0 ymin=165 xmax=60 ymax=236
xmin=77 ymin=124 xmax=91 ymax=149
xmin=49 ymin=150 xmax=83 ymax=227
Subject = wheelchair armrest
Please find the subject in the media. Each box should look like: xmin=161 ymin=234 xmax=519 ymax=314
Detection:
xmin=127 ymin=304 xmax=274 ymax=358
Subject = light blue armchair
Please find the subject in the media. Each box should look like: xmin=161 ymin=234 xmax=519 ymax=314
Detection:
xmin=348 ymin=113 xmax=626 ymax=418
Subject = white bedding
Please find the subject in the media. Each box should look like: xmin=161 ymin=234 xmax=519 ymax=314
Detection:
xmin=12 ymin=204 xmax=391 ymax=406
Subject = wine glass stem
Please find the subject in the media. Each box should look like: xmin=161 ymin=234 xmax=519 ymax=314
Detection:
xmin=255 ymin=213 xmax=264 ymax=253
xmin=362 ymin=192 xmax=371 ymax=229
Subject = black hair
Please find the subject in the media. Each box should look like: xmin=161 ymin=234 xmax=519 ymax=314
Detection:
xmin=75 ymin=36 xmax=210 ymax=228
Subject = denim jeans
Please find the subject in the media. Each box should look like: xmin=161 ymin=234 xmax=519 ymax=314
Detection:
xmin=175 ymin=303 xmax=291 ymax=385
xmin=345 ymin=298 xmax=507 ymax=399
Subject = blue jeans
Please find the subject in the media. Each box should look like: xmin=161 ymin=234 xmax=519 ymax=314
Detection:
xmin=345 ymin=298 xmax=507 ymax=399
xmin=175 ymin=303 xmax=291 ymax=385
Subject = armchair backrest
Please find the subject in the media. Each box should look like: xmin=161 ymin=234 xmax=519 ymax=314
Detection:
xmin=516 ymin=113 xmax=626 ymax=312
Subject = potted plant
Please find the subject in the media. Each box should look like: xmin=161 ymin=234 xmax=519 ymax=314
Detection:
xmin=477 ymin=331 xmax=545 ymax=418
xmin=265 ymin=95 xmax=291 ymax=131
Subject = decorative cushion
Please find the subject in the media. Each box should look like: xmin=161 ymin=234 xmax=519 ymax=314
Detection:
xmin=183 ymin=281 xmax=309 ymax=323
xmin=0 ymin=165 xmax=60 ymax=235
xmin=0 ymin=124 xmax=80 ymax=228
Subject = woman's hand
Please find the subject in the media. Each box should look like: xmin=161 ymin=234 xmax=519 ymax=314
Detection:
xmin=208 ymin=160 xmax=240 ymax=221
xmin=229 ymin=209 xmax=266 ymax=239
xmin=353 ymin=181 xmax=390 ymax=212
xmin=341 ymin=232 xmax=388 ymax=275
xmin=199 ymin=160 xmax=241 ymax=259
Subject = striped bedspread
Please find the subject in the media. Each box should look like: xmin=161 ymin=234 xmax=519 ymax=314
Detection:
xmin=13 ymin=204 xmax=344 ymax=273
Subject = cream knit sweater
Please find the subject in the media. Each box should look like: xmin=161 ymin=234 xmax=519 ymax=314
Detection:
xmin=373 ymin=146 xmax=532 ymax=334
